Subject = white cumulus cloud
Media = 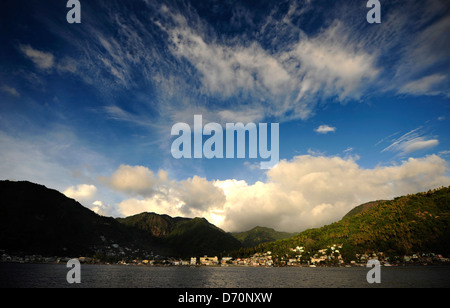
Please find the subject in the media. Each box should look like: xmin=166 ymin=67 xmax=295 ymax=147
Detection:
xmin=101 ymin=165 xmax=226 ymax=220
xmin=214 ymin=154 xmax=450 ymax=232
xmin=101 ymin=164 xmax=168 ymax=197
xmin=103 ymin=155 xmax=450 ymax=233
xmin=63 ymin=184 xmax=97 ymax=202
xmin=315 ymin=125 xmax=336 ymax=134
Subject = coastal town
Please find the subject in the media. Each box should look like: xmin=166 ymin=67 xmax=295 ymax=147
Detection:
xmin=2 ymin=243 xmax=449 ymax=267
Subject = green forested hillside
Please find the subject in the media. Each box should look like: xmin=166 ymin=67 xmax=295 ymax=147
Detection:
xmin=116 ymin=212 xmax=190 ymax=238
xmin=117 ymin=213 xmax=242 ymax=257
xmin=232 ymin=226 xmax=297 ymax=247
xmin=341 ymin=200 xmax=387 ymax=220
xmin=233 ymin=187 xmax=450 ymax=260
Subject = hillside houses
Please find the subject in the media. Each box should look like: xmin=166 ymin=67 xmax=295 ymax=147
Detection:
xmin=2 ymin=244 xmax=448 ymax=266
xmin=283 ymin=244 xmax=344 ymax=266
xmin=199 ymin=255 xmax=219 ymax=265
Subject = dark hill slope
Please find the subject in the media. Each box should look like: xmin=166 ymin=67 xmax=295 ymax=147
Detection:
xmin=117 ymin=213 xmax=242 ymax=257
xmin=0 ymin=181 xmax=240 ymax=258
xmin=0 ymin=181 xmax=158 ymax=256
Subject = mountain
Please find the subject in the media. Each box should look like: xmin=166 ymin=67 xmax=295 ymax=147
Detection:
xmin=0 ymin=180 xmax=241 ymax=258
xmin=3 ymin=180 xmax=449 ymax=262
xmin=341 ymin=200 xmax=387 ymax=220
xmin=117 ymin=213 xmax=242 ymax=257
xmin=0 ymin=180 xmax=161 ymax=257
xmin=235 ymin=186 xmax=450 ymax=260
xmin=232 ymin=226 xmax=297 ymax=247
xmin=116 ymin=212 xmax=189 ymax=238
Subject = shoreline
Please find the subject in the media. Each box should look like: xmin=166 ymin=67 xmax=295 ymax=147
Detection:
xmin=2 ymin=260 xmax=449 ymax=268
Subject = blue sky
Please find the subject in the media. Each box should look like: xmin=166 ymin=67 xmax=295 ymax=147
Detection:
xmin=0 ymin=0 xmax=449 ymax=232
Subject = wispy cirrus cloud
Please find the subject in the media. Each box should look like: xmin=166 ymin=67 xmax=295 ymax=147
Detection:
xmin=19 ymin=45 xmax=55 ymax=70
xmin=18 ymin=44 xmax=79 ymax=84
xmin=383 ymin=1 xmax=450 ymax=97
xmin=399 ymin=74 xmax=448 ymax=97
xmin=382 ymin=127 xmax=439 ymax=155
xmin=283 ymin=20 xmax=379 ymax=102
xmin=103 ymin=105 xmax=157 ymax=128
xmin=157 ymin=5 xmax=380 ymax=122
xmin=31 ymin=0 xmax=448 ymax=128
xmin=0 ymin=85 xmax=20 ymax=97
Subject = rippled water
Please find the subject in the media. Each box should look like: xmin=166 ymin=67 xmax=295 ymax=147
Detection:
xmin=1 ymin=263 xmax=449 ymax=288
